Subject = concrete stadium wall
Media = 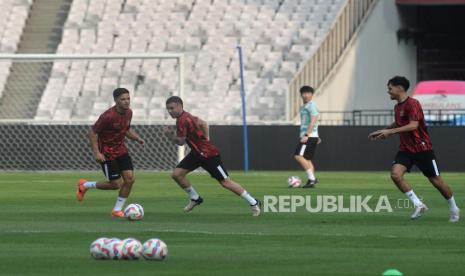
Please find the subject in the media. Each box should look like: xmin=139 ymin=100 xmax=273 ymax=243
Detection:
xmin=314 ymin=0 xmax=417 ymax=111
xmin=1 ymin=125 xmax=464 ymax=172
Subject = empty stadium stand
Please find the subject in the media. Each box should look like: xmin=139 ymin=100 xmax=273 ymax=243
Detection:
xmin=0 ymin=0 xmax=72 ymax=119
xmin=0 ymin=0 xmax=347 ymax=121
xmin=0 ymin=0 xmax=32 ymax=98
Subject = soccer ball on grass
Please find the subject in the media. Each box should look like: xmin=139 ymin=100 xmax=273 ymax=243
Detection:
xmin=121 ymin=238 xmax=143 ymax=260
xmin=90 ymin=237 xmax=109 ymax=259
xmin=287 ymin=176 xmax=302 ymax=188
xmin=101 ymin=238 xmax=123 ymax=260
xmin=142 ymin=238 xmax=168 ymax=261
xmin=124 ymin=203 xmax=144 ymax=221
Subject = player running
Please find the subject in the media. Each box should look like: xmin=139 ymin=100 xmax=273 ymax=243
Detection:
xmin=368 ymin=76 xmax=459 ymax=222
xmin=76 ymin=88 xmax=144 ymax=218
xmin=163 ymin=96 xmax=261 ymax=216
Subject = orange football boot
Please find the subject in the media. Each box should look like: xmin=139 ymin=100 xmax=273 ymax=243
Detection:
xmin=111 ymin=210 xmax=125 ymax=218
xmin=76 ymin=179 xmax=88 ymax=202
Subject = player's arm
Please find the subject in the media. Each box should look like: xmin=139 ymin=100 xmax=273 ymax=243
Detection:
xmin=384 ymin=122 xmax=397 ymax=129
xmin=197 ymin=118 xmax=209 ymax=139
xmin=388 ymin=120 xmax=419 ymax=134
xmin=368 ymin=122 xmax=396 ymax=140
xmin=162 ymin=126 xmax=186 ymax=146
xmin=126 ymin=128 xmax=144 ymax=145
xmin=88 ymin=128 xmax=105 ymax=162
xmin=369 ymin=121 xmax=419 ymax=140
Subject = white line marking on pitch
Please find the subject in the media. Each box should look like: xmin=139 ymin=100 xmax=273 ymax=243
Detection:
xmin=1 ymin=229 xmax=401 ymax=239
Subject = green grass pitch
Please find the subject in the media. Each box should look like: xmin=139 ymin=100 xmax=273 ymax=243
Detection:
xmin=1 ymin=171 xmax=464 ymax=275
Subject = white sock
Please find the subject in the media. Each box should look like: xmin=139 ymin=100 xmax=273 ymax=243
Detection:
xmin=306 ymin=169 xmax=315 ymax=181
xmin=405 ymin=190 xmax=423 ymax=207
xmin=240 ymin=190 xmax=257 ymax=206
xmin=113 ymin=197 xmax=127 ymax=211
xmin=448 ymin=196 xmax=459 ymax=211
xmin=184 ymin=186 xmax=200 ymax=200
xmin=83 ymin=181 xmax=97 ymax=189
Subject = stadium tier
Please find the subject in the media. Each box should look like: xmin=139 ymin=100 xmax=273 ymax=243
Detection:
xmin=0 ymin=0 xmax=32 ymax=97
xmin=24 ymin=0 xmax=346 ymax=122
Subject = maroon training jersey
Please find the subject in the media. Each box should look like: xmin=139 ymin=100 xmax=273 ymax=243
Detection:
xmin=176 ymin=111 xmax=220 ymax=158
xmin=92 ymin=106 xmax=132 ymax=160
xmin=394 ymin=97 xmax=433 ymax=153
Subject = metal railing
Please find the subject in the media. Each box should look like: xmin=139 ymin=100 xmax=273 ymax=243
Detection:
xmin=288 ymin=0 xmax=378 ymax=120
xmin=319 ymin=109 xmax=465 ymax=126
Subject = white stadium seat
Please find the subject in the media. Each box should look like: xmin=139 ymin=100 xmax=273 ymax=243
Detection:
xmin=28 ymin=0 xmax=349 ymax=121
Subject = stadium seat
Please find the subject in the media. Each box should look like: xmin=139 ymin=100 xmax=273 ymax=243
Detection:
xmin=0 ymin=0 xmax=31 ymax=53
xmin=31 ymin=0 xmax=348 ymax=121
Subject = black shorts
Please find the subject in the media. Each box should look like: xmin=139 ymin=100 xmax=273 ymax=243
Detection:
xmin=294 ymin=137 xmax=318 ymax=160
xmin=393 ymin=150 xmax=440 ymax=178
xmin=100 ymin=154 xmax=134 ymax=181
xmin=176 ymin=152 xmax=229 ymax=181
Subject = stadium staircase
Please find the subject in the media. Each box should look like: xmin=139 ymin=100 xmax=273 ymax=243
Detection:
xmin=0 ymin=0 xmax=72 ymax=119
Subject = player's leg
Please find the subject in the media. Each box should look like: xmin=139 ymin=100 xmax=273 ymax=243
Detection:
xmin=203 ymin=155 xmax=261 ymax=216
xmin=111 ymin=154 xmax=135 ymax=217
xmin=172 ymin=167 xmax=202 ymax=200
xmin=106 ymin=170 xmax=133 ymax=218
xmin=428 ymin=176 xmax=452 ymax=199
xmin=219 ymin=179 xmax=261 ymax=216
xmin=391 ymin=152 xmax=427 ymax=219
xmin=294 ymin=142 xmax=312 ymax=170
xmin=294 ymin=138 xmax=318 ymax=188
xmin=428 ymin=176 xmax=459 ymax=222
xmin=294 ymin=155 xmax=312 ymax=172
xmin=390 ymin=164 xmax=412 ymax=192
xmin=76 ymin=161 xmax=121 ymax=202
xmin=416 ymin=151 xmax=459 ymax=222
xmin=220 ymin=178 xmax=244 ymax=195
xmin=171 ymin=152 xmax=203 ymax=212
xmin=300 ymin=157 xmax=317 ymax=188
xmin=119 ymin=170 xmax=135 ymax=198
xmin=95 ymin=160 xmax=123 ymax=189
xmin=171 ymin=167 xmax=194 ymax=189
xmin=305 ymin=138 xmax=318 ymax=186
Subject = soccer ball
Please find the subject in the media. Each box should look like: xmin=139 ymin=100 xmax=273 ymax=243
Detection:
xmin=287 ymin=176 xmax=302 ymax=188
xmin=90 ymin=237 xmax=109 ymax=259
xmin=101 ymin=238 xmax=123 ymax=260
xmin=121 ymin=238 xmax=143 ymax=260
xmin=124 ymin=203 xmax=144 ymax=221
xmin=142 ymin=238 xmax=168 ymax=261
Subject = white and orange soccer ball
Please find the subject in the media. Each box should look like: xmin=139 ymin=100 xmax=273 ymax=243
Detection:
xmin=287 ymin=176 xmax=302 ymax=188
xmin=142 ymin=238 xmax=168 ymax=261
xmin=124 ymin=203 xmax=144 ymax=221
xmin=101 ymin=238 xmax=123 ymax=260
xmin=90 ymin=237 xmax=109 ymax=259
xmin=121 ymin=238 xmax=143 ymax=260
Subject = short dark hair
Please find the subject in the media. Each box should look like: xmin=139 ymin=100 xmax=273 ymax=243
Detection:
xmin=299 ymin=85 xmax=315 ymax=94
xmin=387 ymin=76 xmax=410 ymax=91
xmin=166 ymin=96 xmax=183 ymax=106
xmin=113 ymin=88 xmax=129 ymax=99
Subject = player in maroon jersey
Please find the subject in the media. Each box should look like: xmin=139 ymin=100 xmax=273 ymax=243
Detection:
xmin=369 ymin=76 xmax=459 ymax=222
xmin=163 ymin=96 xmax=261 ymax=216
xmin=76 ymin=88 xmax=144 ymax=218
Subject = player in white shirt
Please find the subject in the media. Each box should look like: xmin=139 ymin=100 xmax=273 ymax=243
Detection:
xmin=294 ymin=86 xmax=321 ymax=188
